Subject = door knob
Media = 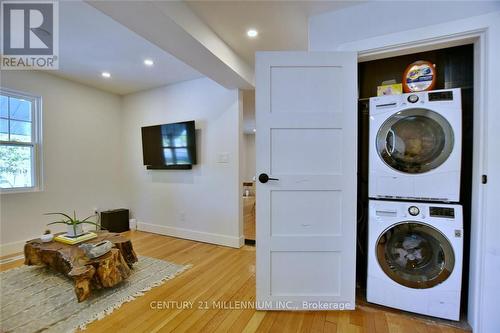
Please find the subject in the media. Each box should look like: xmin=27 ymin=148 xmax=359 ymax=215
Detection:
xmin=259 ymin=173 xmax=279 ymax=183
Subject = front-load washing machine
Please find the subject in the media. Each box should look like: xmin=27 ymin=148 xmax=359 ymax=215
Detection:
xmin=369 ymin=88 xmax=462 ymax=202
xmin=367 ymin=200 xmax=463 ymax=320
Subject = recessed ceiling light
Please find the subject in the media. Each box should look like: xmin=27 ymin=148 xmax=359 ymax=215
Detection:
xmin=144 ymin=59 xmax=154 ymax=66
xmin=101 ymin=72 xmax=111 ymax=78
xmin=246 ymin=29 xmax=258 ymax=38
xmin=253 ymin=128 xmax=257 ymax=133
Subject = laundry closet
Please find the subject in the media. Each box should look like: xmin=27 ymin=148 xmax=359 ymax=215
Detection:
xmin=357 ymin=44 xmax=473 ymax=322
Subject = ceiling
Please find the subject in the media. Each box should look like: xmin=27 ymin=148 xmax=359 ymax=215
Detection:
xmin=54 ymin=1 xmax=202 ymax=95
xmin=46 ymin=1 xmax=363 ymax=95
xmin=186 ymin=1 xmax=363 ymax=65
xmin=184 ymin=1 xmax=363 ymax=132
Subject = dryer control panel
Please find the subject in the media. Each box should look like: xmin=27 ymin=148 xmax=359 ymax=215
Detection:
xmin=369 ymin=88 xmax=461 ymax=117
xmin=428 ymin=91 xmax=454 ymax=101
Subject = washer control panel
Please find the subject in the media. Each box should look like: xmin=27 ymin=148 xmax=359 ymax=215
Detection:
xmin=408 ymin=206 xmax=420 ymax=216
xmin=429 ymin=207 xmax=455 ymax=218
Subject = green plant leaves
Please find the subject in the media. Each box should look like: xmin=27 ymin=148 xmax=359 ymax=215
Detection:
xmin=81 ymin=214 xmax=96 ymax=222
xmin=47 ymin=221 xmax=70 ymax=226
xmin=44 ymin=212 xmax=99 ymax=228
xmin=44 ymin=212 xmax=73 ymax=221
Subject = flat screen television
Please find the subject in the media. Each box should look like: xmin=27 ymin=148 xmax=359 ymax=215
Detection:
xmin=141 ymin=120 xmax=197 ymax=169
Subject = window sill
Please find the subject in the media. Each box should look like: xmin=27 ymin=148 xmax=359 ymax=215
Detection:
xmin=0 ymin=187 xmax=42 ymax=194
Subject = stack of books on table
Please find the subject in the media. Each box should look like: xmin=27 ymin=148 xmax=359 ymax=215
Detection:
xmin=54 ymin=232 xmax=97 ymax=245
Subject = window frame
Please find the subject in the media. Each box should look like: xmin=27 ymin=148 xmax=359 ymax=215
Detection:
xmin=0 ymin=87 xmax=43 ymax=193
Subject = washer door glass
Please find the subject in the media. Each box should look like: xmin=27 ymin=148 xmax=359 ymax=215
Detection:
xmin=376 ymin=222 xmax=455 ymax=289
xmin=376 ymin=108 xmax=454 ymax=174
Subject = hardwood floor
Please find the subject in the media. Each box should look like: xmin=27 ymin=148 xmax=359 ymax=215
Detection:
xmin=243 ymin=195 xmax=256 ymax=241
xmin=0 ymin=231 xmax=470 ymax=333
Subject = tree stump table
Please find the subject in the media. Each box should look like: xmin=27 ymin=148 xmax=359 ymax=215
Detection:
xmin=24 ymin=231 xmax=138 ymax=302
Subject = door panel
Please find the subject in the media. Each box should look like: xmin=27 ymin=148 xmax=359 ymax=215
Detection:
xmin=271 ymin=251 xmax=341 ymax=296
xmin=271 ymin=128 xmax=342 ymax=175
xmin=270 ymin=66 xmax=344 ymax=113
xmin=271 ymin=190 xmax=342 ymax=236
xmin=256 ymin=52 xmax=357 ymax=310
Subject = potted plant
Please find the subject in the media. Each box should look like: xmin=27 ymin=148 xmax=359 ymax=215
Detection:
xmin=45 ymin=211 xmax=101 ymax=237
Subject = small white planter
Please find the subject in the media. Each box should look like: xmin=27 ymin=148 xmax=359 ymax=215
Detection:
xmin=67 ymin=224 xmax=84 ymax=237
xmin=41 ymin=233 xmax=54 ymax=243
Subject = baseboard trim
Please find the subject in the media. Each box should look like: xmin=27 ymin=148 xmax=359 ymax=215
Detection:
xmin=0 ymin=240 xmax=26 ymax=257
xmin=137 ymin=222 xmax=243 ymax=248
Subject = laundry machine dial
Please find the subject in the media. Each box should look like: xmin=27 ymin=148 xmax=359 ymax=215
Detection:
xmin=407 ymin=94 xmax=419 ymax=103
xmin=408 ymin=206 xmax=420 ymax=216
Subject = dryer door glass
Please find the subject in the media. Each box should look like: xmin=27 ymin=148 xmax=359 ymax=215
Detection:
xmin=376 ymin=222 xmax=455 ymax=289
xmin=376 ymin=108 xmax=454 ymax=174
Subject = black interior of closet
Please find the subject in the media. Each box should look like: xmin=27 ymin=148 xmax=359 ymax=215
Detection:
xmin=356 ymin=44 xmax=474 ymax=317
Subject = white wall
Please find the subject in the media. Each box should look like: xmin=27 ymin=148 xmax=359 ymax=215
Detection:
xmin=309 ymin=1 xmax=500 ymax=50
xmin=243 ymin=134 xmax=256 ymax=181
xmin=309 ymin=6 xmax=500 ymax=333
xmin=121 ymin=78 xmax=243 ymax=247
xmin=242 ymin=90 xmax=255 ymax=133
xmin=241 ymin=90 xmax=256 ymax=182
xmin=0 ymin=71 xmax=125 ymax=254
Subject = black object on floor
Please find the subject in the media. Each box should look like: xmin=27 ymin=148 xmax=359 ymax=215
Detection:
xmin=100 ymin=209 xmax=130 ymax=233
xmin=245 ymin=239 xmax=256 ymax=246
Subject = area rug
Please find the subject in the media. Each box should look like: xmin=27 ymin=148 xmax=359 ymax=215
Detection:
xmin=0 ymin=256 xmax=191 ymax=332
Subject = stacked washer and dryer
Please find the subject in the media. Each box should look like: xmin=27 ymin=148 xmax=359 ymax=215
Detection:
xmin=367 ymin=88 xmax=464 ymax=321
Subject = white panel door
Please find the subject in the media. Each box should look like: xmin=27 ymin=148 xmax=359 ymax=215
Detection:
xmin=256 ymin=52 xmax=357 ymax=310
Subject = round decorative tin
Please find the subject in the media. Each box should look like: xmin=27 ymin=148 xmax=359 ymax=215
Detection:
xmin=402 ymin=60 xmax=436 ymax=93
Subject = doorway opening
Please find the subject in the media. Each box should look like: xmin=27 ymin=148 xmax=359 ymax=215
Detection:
xmin=242 ymin=89 xmax=256 ymax=244
xmin=357 ymin=44 xmax=474 ymax=327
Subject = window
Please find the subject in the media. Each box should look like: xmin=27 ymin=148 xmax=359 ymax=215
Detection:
xmin=0 ymin=88 xmax=42 ymax=192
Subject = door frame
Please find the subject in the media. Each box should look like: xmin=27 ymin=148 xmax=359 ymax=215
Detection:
xmin=337 ymin=22 xmax=489 ymax=331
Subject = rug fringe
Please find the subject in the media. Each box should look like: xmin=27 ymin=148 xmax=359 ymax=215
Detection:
xmin=77 ymin=263 xmax=192 ymax=331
